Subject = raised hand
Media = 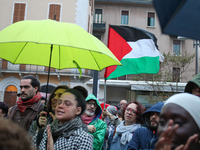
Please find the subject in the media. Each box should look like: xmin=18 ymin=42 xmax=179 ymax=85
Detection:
xmin=155 ymin=119 xmax=179 ymax=150
xmin=88 ymin=125 xmax=96 ymax=133
xmin=175 ymin=134 xmax=199 ymax=150
xmin=39 ymin=111 xmax=47 ymax=128
xmin=47 ymin=125 xmax=54 ymax=150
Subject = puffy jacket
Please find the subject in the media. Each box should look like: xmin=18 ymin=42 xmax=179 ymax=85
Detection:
xmin=86 ymin=94 xmax=107 ymax=150
xmin=126 ymin=101 xmax=164 ymax=150
xmin=185 ymin=73 xmax=200 ymax=93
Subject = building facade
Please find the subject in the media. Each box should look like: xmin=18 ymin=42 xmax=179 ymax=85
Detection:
xmin=0 ymin=0 xmax=198 ymax=107
xmin=90 ymin=0 xmax=197 ymax=106
xmin=0 ymin=0 xmax=94 ymax=107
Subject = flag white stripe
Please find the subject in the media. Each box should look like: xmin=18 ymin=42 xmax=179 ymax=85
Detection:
xmin=123 ymin=39 xmax=160 ymax=59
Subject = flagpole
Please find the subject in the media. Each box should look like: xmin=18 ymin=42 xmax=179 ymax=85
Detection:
xmin=104 ymin=79 xmax=107 ymax=109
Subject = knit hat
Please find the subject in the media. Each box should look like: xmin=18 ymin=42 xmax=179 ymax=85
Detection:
xmin=164 ymin=93 xmax=200 ymax=129
xmin=107 ymin=106 xmax=117 ymax=116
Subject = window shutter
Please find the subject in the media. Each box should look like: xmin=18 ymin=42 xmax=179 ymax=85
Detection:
xmin=49 ymin=5 xmax=54 ymax=20
xmin=45 ymin=67 xmax=55 ymax=72
xmin=49 ymin=4 xmax=61 ymax=21
xmin=20 ymin=64 xmax=26 ymax=70
xmin=13 ymin=3 xmax=26 ymax=23
xmin=2 ymin=60 xmax=8 ymax=69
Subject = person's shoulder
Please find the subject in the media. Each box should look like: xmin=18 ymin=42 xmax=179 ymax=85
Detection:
xmin=8 ymin=105 xmax=17 ymax=116
xmin=134 ymin=126 xmax=149 ymax=134
xmin=76 ymin=128 xmax=94 ymax=140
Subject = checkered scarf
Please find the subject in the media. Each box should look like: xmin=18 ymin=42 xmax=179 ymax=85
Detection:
xmin=51 ymin=116 xmax=83 ymax=138
xmin=17 ymin=92 xmax=41 ymax=114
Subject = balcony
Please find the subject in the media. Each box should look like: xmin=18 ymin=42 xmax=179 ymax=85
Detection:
xmin=93 ymin=21 xmax=106 ymax=33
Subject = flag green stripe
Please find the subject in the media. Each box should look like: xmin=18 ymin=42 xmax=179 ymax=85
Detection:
xmin=106 ymin=56 xmax=160 ymax=80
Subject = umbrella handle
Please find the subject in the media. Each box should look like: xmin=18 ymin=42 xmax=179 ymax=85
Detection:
xmin=45 ymin=44 xmax=53 ymax=105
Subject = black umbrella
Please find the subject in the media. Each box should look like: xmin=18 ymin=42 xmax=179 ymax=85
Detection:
xmin=153 ymin=0 xmax=200 ymax=40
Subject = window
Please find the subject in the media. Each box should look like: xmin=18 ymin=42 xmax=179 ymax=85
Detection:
xmin=147 ymin=12 xmax=155 ymax=27
xmin=173 ymin=67 xmax=180 ymax=82
xmin=12 ymin=3 xmax=26 ymax=24
xmin=121 ymin=10 xmax=129 ymax=25
xmin=173 ymin=40 xmax=181 ymax=56
xmin=94 ymin=9 xmax=102 ymax=23
xmin=49 ymin=4 xmax=61 ymax=21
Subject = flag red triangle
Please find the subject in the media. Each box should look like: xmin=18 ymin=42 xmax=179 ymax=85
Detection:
xmin=104 ymin=27 xmax=132 ymax=78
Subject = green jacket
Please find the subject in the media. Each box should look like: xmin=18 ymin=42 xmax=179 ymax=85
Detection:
xmin=185 ymin=73 xmax=200 ymax=93
xmin=86 ymin=94 xmax=107 ymax=150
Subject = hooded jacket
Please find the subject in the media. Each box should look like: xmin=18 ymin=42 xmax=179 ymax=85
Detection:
xmin=185 ymin=73 xmax=200 ymax=94
xmin=85 ymin=94 xmax=107 ymax=150
xmin=126 ymin=101 xmax=164 ymax=150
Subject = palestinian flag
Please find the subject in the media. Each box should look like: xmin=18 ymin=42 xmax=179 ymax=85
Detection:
xmin=104 ymin=25 xmax=163 ymax=80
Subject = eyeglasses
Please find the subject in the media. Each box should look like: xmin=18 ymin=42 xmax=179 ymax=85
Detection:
xmin=126 ymin=108 xmax=137 ymax=114
xmin=57 ymin=99 xmax=73 ymax=107
xmin=87 ymin=101 xmax=98 ymax=108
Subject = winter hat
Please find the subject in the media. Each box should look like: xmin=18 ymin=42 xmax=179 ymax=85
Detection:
xmin=164 ymin=93 xmax=200 ymax=129
xmin=107 ymin=106 xmax=117 ymax=116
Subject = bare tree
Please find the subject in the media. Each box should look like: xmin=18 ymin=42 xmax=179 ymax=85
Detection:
xmin=132 ymin=51 xmax=195 ymax=103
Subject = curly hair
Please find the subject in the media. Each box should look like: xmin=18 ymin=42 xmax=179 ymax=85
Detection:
xmin=0 ymin=118 xmax=34 ymax=150
xmin=122 ymin=101 xmax=145 ymax=124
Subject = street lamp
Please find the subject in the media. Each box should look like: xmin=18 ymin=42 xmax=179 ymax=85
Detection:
xmin=177 ymin=36 xmax=200 ymax=75
xmin=193 ymin=40 xmax=200 ymax=74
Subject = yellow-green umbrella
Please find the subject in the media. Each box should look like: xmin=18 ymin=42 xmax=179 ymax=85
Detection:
xmin=0 ymin=19 xmax=121 ymax=103
xmin=0 ymin=19 xmax=121 ymax=70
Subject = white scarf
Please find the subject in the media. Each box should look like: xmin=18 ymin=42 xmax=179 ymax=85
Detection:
xmin=116 ymin=121 xmax=141 ymax=145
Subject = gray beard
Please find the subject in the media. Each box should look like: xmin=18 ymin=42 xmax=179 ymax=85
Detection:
xmin=85 ymin=110 xmax=95 ymax=116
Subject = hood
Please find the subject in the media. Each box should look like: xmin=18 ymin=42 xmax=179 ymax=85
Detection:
xmin=185 ymin=73 xmax=200 ymax=93
xmin=142 ymin=101 xmax=164 ymax=128
xmin=85 ymin=94 xmax=102 ymax=120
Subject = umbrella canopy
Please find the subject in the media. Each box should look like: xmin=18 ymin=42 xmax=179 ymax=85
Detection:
xmin=153 ymin=0 xmax=200 ymax=40
xmin=0 ymin=19 xmax=121 ymax=71
xmin=0 ymin=19 xmax=121 ymax=105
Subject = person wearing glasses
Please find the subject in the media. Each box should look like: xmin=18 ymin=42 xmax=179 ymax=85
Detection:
xmin=32 ymin=88 xmax=93 ymax=150
xmin=110 ymin=101 xmax=144 ymax=150
xmin=81 ymin=94 xmax=107 ymax=150
xmin=126 ymin=101 xmax=164 ymax=150
xmin=28 ymin=85 xmax=69 ymax=137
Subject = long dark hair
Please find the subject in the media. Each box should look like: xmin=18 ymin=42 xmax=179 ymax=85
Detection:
xmin=47 ymin=85 xmax=69 ymax=113
xmin=122 ymin=101 xmax=145 ymax=124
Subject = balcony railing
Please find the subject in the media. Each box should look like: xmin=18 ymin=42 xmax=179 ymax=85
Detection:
xmin=0 ymin=63 xmax=93 ymax=78
xmin=93 ymin=21 xmax=106 ymax=33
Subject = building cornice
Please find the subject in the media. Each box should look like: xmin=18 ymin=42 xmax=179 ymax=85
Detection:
xmin=95 ymin=0 xmax=153 ymax=5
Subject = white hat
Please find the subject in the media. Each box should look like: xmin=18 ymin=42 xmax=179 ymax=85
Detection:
xmin=164 ymin=93 xmax=200 ymax=129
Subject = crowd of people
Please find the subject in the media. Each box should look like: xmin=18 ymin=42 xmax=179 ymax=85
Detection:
xmin=0 ymin=73 xmax=200 ymax=150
